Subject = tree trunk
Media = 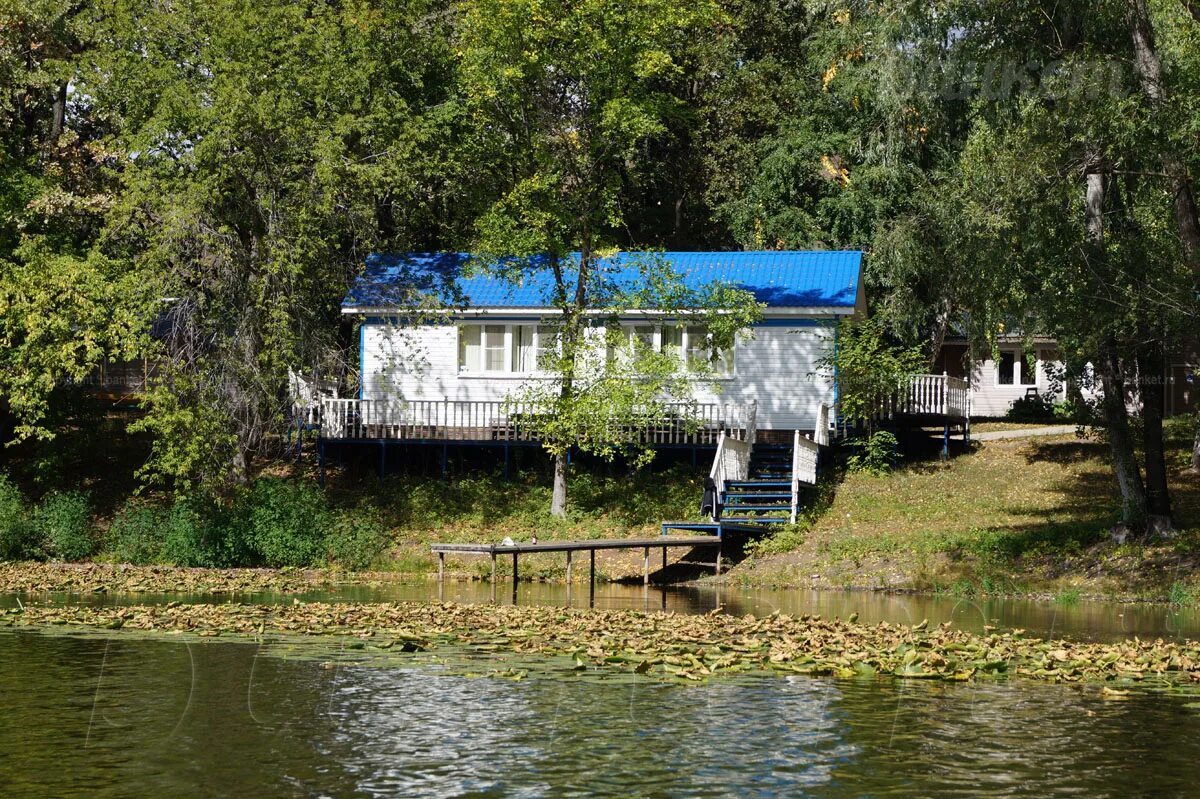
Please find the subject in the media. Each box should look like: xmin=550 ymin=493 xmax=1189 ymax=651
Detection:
xmin=550 ymin=451 xmax=568 ymax=518
xmin=1136 ymin=337 xmax=1174 ymax=534
xmin=1087 ymin=169 xmax=1149 ymax=530
xmin=1192 ymin=415 xmax=1200 ymax=471
xmin=1127 ymin=0 xmax=1200 ymax=475
xmin=1099 ymin=338 xmax=1148 ymax=529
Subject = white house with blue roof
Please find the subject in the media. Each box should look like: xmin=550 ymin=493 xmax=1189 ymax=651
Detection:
xmin=330 ymin=250 xmax=865 ymax=444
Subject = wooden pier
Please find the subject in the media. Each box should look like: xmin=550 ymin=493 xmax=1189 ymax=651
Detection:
xmin=431 ymin=536 xmax=722 ymax=605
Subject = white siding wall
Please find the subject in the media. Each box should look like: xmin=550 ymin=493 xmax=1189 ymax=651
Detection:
xmin=360 ymin=320 xmax=837 ymax=431
xmin=968 ymin=348 xmax=1064 ymax=417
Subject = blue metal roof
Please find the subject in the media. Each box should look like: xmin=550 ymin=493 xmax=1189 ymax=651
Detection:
xmin=343 ymin=250 xmax=862 ymax=311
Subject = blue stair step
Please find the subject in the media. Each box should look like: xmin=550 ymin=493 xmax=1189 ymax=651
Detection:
xmin=724 ymin=492 xmax=791 ymax=501
xmin=661 ymin=521 xmax=721 ymax=535
xmin=720 ymin=516 xmax=791 ymax=525
xmin=726 ymin=480 xmax=790 ymax=489
xmin=723 ymin=505 xmax=790 ymax=513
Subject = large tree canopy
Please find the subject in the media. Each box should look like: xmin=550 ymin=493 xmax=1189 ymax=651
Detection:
xmin=1 ymin=0 xmax=1198 ymax=534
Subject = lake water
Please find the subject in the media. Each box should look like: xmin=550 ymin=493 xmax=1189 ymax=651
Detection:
xmin=4 ymin=583 xmax=1200 ymax=797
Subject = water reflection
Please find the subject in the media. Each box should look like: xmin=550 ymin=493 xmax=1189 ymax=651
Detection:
xmin=3 ymin=631 xmax=1200 ymax=798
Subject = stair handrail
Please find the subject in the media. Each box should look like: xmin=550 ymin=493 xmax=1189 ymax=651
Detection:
xmin=813 ymin=402 xmax=830 ymax=446
xmin=708 ymin=429 xmax=753 ymax=522
xmin=745 ymin=399 xmax=758 ymax=445
xmin=790 ymin=430 xmax=801 ymax=524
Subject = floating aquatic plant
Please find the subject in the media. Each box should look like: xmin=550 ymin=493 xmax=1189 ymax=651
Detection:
xmin=5 ymin=600 xmax=1200 ymax=691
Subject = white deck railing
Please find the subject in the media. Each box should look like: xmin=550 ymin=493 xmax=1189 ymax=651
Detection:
xmin=315 ymin=397 xmax=758 ymax=445
xmin=869 ymin=374 xmax=970 ymax=421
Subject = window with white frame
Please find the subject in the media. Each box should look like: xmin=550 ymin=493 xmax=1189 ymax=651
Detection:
xmin=606 ymin=323 xmax=734 ymax=376
xmin=458 ymin=323 xmax=556 ymax=374
xmin=996 ymin=350 xmax=1036 ymax=386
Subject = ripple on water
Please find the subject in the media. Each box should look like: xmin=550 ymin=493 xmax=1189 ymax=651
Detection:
xmin=4 ymin=631 xmax=1200 ymax=798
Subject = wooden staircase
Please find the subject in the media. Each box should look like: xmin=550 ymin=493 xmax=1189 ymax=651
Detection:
xmin=662 ymin=417 xmax=823 ymax=537
xmin=720 ymin=446 xmax=794 ymax=524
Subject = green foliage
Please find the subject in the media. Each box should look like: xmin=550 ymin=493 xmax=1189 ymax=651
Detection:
xmin=36 ymin=491 xmax=94 ymax=562
xmin=326 ymin=513 xmax=391 ymax=571
xmin=0 ymin=476 xmax=38 ymax=561
xmin=243 ymin=479 xmax=331 ymax=568
xmin=1005 ymin=393 xmax=1059 ymax=423
xmin=104 ymin=501 xmax=164 ymax=566
xmin=158 ymin=500 xmax=219 ymax=568
xmin=823 ymin=317 xmax=925 ymax=428
xmin=845 ymin=431 xmax=901 ymax=475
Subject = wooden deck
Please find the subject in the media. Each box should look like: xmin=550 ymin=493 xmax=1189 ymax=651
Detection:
xmin=432 ymin=536 xmax=724 ymax=604
xmin=312 ymin=398 xmax=758 ymax=446
xmin=865 ymin=374 xmax=971 ymax=423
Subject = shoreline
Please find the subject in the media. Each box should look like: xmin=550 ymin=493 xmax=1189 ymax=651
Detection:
xmin=2 ymin=560 xmax=1199 ymax=610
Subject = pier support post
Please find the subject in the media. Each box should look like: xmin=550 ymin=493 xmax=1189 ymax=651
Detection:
xmin=490 ymin=552 xmax=497 ymax=603
xmin=716 ymin=543 xmax=722 ymax=576
xmin=565 ymin=550 xmax=573 ymax=584
xmin=438 ymin=552 xmax=444 ymax=583
xmin=512 ymin=551 xmax=519 ymax=604
xmin=643 ymin=546 xmax=650 ymax=586
xmin=589 ymin=549 xmax=596 ymax=607
xmin=662 ymin=546 xmax=667 ymax=577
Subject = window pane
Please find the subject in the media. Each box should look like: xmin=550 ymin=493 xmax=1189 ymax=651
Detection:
xmin=484 ymin=324 xmax=506 ymax=371
xmin=998 ymin=352 xmax=1015 ymax=385
xmin=1019 ymin=354 xmax=1035 ymax=385
xmin=686 ymin=326 xmax=707 ymax=371
xmin=632 ymin=325 xmax=655 ymax=351
xmin=513 ymin=325 xmax=534 ymax=372
xmin=459 ymin=325 xmax=481 ymax=372
xmin=662 ymin=326 xmax=683 ymax=354
xmin=536 ymin=325 xmax=555 ymax=370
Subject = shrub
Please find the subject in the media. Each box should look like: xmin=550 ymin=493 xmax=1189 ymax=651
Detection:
xmin=244 ymin=478 xmax=330 ymax=567
xmin=845 ymin=431 xmax=900 ymax=475
xmin=105 ymin=501 xmax=165 ymax=565
xmin=326 ymin=513 xmax=391 ymax=571
xmin=37 ymin=491 xmax=94 ymax=561
xmin=0 ymin=476 xmax=39 ymax=561
xmin=1005 ymin=393 xmax=1058 ymax=423
xmin=159 ymin=500 xmax=218 ymax=568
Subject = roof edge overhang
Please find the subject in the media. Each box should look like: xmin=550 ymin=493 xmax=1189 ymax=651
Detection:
xmin=342 ymin=305 xmax=856 ymax=318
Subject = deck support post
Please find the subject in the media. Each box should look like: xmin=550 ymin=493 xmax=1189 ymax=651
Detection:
xmin=379 ymin=441 xmax=386 ymax=481
xmin=441 ymin=444 xmax=449 ymax=477
xmin=318 ymin=440 xmax=327 ymax=487
xmin=565 ymin=550 xmax=573 ymax=583
xmin=503 ymin=444 xmax=511 ymax=478
xmin=490 ymin=552 xmax=497 ymax=603
xmin=438 ymin=551 xmax=444 ymax=583
xmin=942 ymin=421 xmax=950 ymax=461
xmin=643 ymin=546 xmax=650 ymax=586
xmin=662 ymin=546 xmax=667 ymax=575
xmin=716 ymin=542 xmax=722 ymax=576
xmin=589 ymin=549 xmax=596 ymax=607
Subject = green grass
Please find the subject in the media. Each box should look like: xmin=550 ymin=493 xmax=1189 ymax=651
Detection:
xmin=744 ymin=432 xmax=1200 ymax=600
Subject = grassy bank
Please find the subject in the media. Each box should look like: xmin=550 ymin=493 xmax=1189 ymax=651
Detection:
xmin=738 ymin=428 xmax=1200 ymax=602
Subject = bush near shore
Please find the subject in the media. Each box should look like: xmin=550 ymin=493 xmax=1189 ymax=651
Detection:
xmin=0 ymin=467 xmax=701 ymax=573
